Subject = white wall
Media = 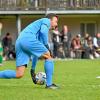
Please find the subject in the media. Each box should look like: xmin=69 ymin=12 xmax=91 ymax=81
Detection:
xmin=0 ymin=18 xmax=17 ymax=43
xmin=0 ymin=15 xmax=100 ymax=43
xmin=59 ymin=16 xmax=100 ymax=37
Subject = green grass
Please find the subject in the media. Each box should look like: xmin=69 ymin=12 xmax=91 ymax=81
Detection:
xmin=0 ymin=59 xmax=100 ymax=100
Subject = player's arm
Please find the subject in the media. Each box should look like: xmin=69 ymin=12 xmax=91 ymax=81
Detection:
xmin=40 ymin=24 xmax=49 ymax=45
xmin=40 ymin=24 xmax=53 ymax=57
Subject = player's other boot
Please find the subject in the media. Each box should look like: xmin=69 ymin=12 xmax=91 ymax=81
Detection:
xmin=46 ymin=83 xmax=59 ymax=89
xmin=30 ymin=69 xmax=37 ymax=84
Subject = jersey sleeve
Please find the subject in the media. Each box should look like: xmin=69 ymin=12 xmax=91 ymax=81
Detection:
xmin=39 ymin=18 xmax=50 ymax=45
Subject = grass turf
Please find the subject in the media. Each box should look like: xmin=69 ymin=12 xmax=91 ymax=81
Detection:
xmin=0 ymin=59 xmax=100 ymax=100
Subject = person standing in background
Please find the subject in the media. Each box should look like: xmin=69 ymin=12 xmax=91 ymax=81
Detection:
xmin=2 ymin=32 xmax=13 ymax=60
xmin=61 ymin=25 xmax=72 ymax=58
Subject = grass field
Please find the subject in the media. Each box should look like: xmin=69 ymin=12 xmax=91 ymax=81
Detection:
xmin=0 ymin=59 xmax=100 ymax=100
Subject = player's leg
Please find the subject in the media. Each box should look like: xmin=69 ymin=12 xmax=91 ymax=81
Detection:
xmin=0 ymin=53 xmax=27 ymax=79
xmin=16 ymin=66 xmax=26 ymax=78
xmin=15 ymin=40 xmax=30 ymax=78
xmin=0 ymin=39 xmax=29 ymax=79
xmin=30 ymin=49 xmax=57 ymax=88
xmin=31 ymin=46 xmax=58 ymax=88
xmin=43 ymin=52 xmax=53 ymax=85
xmin=24 ymin=39 xmax=58 ymax=89
xmin=30 ymin=56 xmax=38 ymax=84
xmin=28 ymin=44 xmax=53 ymax=86
xmin=0 ymin=70 xmax=16 ymax=78
xmin=0 ymin=66 xmax=26 ymax=78
xmin=42 ymin=51 xmax=58 ymax=89
xmin=31 ymin=56 xmax=38 ymax=70
xmin=30 ymin=52 xmax=55 ymax=86
xmin=0 ymin=41 xmax=17 ymax=78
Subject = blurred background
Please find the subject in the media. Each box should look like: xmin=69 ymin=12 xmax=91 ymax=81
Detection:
xmin=0 ymin=0 xmax=100 ymax=60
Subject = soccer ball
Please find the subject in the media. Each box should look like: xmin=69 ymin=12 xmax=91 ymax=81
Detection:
xmin=35 ymin=72 xmax=46 ymax=85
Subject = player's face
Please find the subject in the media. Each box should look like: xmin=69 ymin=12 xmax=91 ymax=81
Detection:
xmin=50 ymin=17 xmax=58 ymax=29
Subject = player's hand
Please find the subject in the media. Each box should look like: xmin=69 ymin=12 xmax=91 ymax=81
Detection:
xmin=45 ymin=44 xmax=54 ymax=58
xmin=49 ymin=50 xmax=54 ymax=58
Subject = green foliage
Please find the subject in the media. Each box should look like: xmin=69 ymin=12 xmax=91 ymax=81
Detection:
xmin=0 ymin=59 xmax=100 ymax=100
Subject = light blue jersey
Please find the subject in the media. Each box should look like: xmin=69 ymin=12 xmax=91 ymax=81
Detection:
xmin=15 ymin=18 xmax=50 ymax=67
xmin=18 ymin=18 xmax=50 ymax=45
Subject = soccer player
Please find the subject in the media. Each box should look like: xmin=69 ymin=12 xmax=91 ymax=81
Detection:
xmin=0 ymin=13 xmax=58 ymax=89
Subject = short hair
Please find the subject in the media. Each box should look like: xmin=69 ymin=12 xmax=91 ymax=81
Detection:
xmin=45 ymin=13 xmax=58 ymax=19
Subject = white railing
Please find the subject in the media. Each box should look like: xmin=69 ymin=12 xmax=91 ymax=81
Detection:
xmin=0 ymin=0 xmax=100 ymax=11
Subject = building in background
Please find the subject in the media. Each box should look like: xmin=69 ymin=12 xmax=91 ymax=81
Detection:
xmin=0 ymin=0 xmax=100 ymax=43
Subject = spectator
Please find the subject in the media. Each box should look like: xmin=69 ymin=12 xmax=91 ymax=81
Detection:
xmin=71 ymin=34 xmax=82 ymax=58
xmin=84 ymin=36 xmax=96 ymax=59
xmin=2 ymin=32 xmax=13 ymax=60
xmin=57 ymin=44 xmax=65 ymax=58
xmin=48 ymin=30 xmax=54 ymax=57
xmin=52 ymin=26 xmax=61 ymax=58
xmin=93 ymin=33 xmax=100 ymax=57
xmin=60 ymin=25 xmax=72 ymax=58
xmin=81 ymin=33 xmax=90 ymax=58
xmin=84 ymin=33 xmax=89 ymax=47
xmin=93 ymin=33 xmax=100 ymax=48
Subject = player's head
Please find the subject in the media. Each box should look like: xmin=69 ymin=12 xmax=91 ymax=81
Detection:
xmin=45 ymin=13 xmax=58 ymax=29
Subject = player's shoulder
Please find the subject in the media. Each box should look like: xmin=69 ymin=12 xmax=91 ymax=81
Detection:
xmin=40 ymin=18 xmax=50 ymax=21
xmin=40 ymin=18 xmax=50 ymax=28
xmin=39 ymin=18 xmax=50 ymax=23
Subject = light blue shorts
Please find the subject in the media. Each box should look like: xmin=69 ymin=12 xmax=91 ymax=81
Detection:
xmin=15 ymin=38 xmax=48 ymax=67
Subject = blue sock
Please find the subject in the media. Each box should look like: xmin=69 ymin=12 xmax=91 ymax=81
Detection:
xmin=32 ymin=56 xmax=38 ymax=70
xmin=44 ymin=59 xmax=54 ymax=86
xmin=0 ymin=70 xmax=16 ymax=78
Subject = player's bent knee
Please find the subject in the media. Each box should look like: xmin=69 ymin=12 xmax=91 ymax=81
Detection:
xmin=43 ymin=52 xmax=52 ymax=59
xmin=16 ymin=66 xmax=26 ymax=78
xmin=16 ymin=73 xmax=24 ymax=78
